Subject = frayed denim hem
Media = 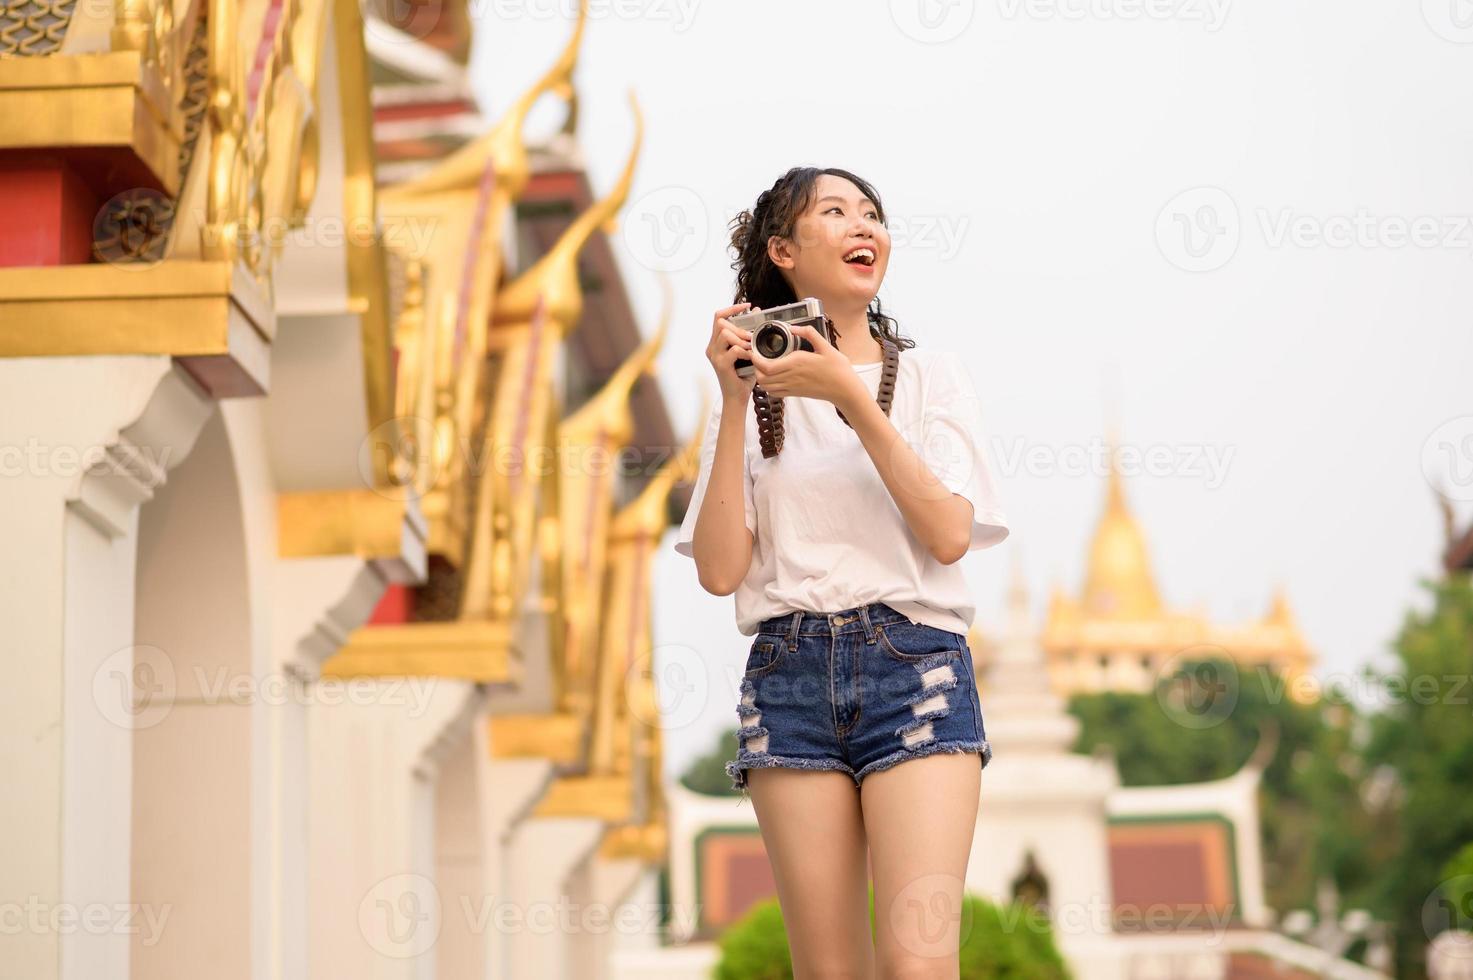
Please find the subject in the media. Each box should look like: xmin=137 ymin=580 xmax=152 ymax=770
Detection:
xmin=725 ymin=753 xmax=859 ymax=803
xmin=853 ymin=738 xmax=994 ymax=784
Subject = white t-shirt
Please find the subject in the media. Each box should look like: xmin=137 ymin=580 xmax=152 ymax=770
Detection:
xmin=673 ymin=345 xmax=1009 ymax=636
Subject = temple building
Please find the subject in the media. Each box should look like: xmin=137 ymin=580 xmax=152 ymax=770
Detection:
xmin=1035 ymin=442 xmax=1317 ymax=699
xmin=0 ymin=2 xmax=682 ymax=977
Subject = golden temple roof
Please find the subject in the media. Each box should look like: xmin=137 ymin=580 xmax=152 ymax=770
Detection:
xmin=1081 ymin=441 xmax=1162 ymax=620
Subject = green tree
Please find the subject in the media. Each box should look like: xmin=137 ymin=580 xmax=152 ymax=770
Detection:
xmin=1362 ymin=574 xmax=1473 ymax=979
xmin=1443 ymin=841 xmax=1473 ymax=883
xmin=680 ymin=729 xmax=741 ymax=796
xmin=1066 ymin=656 xmax=1382 ymax=920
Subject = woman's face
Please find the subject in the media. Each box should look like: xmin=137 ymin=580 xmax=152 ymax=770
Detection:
xmin=769 ymin=173 xmax=890 ymax=313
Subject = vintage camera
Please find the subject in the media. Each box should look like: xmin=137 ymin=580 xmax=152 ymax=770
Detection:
xmin=730 ymin=297 xmax=834 ymax=379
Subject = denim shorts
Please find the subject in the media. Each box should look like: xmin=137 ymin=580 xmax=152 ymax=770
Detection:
xmin=725 ymin=600 xmax=993 ymax=797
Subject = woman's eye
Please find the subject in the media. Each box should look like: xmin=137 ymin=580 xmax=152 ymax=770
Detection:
xmin=827 ymin=206 xmax=843 ymax=215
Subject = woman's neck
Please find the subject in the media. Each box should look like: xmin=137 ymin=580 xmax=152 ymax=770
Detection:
xmin=827 ymin=308 xmax=883 ymax=363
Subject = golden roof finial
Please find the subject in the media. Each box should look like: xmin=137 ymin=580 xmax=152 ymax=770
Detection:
xmin=610 ymin=387 xmax=711 ymax=539
xmin=1265 ymin=583 xmax=1298 ymax=629
xmin=1082 ymin=429 xmax=1163 ymax=620
xmin=492 ymin=88 xmax=644 ymax=334
xmin=1044 ymin=576 xmax=1076 ymax=623
xmin=561 ymin=275 xmax=670 ymax=441
xmin=383 ymin=0 xmax=588 ymax=201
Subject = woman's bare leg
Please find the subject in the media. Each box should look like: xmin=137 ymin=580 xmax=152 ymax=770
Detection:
xmin=748 ymin=767 xmax=876 ymax=979
xmin=859 ymin=752 xmax=981 ymax=979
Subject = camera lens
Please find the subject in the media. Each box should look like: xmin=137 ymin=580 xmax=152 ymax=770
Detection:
xmin=754 ymin=321 xmax=790 ymax=358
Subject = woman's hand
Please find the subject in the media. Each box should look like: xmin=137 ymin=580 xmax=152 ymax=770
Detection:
xmin=750 ymin=321 xmax=867 ymax=412
xmin=706 ymin=302 xmax=756 ymax=402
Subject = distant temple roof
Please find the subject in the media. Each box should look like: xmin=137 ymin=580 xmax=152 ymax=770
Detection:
xmin=1034 ymin=434 xmax=1316 ymax=695
xmin=1082 ymin=441 xmax=1163 ymax=620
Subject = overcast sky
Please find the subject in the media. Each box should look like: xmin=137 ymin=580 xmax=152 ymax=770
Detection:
xmin=467 ymin=0 xmax=1473 ymax=780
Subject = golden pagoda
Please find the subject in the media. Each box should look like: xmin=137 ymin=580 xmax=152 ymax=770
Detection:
xmin=1037 ymin=437 xmax=1316 ymax=699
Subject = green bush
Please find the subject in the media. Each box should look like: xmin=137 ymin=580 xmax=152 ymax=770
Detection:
xmin=713 ymin=899 xmax=793 ymax=980
xmin=681 ymin=730 xmax=741 ymax=797
xmin=714 ymin=889 xmax=1071 ymax=979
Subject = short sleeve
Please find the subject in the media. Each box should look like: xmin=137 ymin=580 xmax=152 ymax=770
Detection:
xmin=919 ymin=354 xmax=1010 ymax=551
xmin=673 ymin=398 xmax=757 ymax=558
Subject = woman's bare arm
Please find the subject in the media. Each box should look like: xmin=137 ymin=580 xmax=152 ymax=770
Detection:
xmin=690 ymin=395 xmax=756 ymax=594
xmin=690 ymin=302 xmax=758 ymax=594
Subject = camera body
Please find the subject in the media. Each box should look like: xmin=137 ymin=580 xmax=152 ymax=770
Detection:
xmin=731 ymin=297 xmax=834 ymax=379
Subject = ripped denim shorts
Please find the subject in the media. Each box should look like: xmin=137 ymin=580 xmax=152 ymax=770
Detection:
xmin=725 ymin=600 xmax=993 ymax=798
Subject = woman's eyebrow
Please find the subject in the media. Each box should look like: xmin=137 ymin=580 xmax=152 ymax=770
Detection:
xmin=817 ymin=195 xmax=877 ymax=208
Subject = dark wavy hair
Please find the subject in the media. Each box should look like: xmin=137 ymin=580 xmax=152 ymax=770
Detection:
xmin=727 ymin=166 xmax=915 ymax=351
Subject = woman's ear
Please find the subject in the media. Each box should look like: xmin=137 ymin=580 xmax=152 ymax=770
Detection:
xmin=766 ymin=233 xmax=796 ymax=271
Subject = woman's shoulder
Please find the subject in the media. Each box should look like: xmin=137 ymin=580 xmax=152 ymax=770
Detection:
xmin=898 ymin=345 xmax=983 ymax=402
xmin=897 ymin=344 xmax=955 ymax=377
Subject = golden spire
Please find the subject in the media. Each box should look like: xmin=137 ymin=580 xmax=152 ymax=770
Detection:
xmin=491 ymin=88 xmax=644 ymax=334
xmin=588 ymin=400 xmax=708 ymax=782
xmin=381 ymin=0 xmax=588 ymax=202
xmin=560 ymin=280 xmax=670 ymax=443
xmin=1081 ymin=432 xmax=1162 ymax=619
xmin=554 ymin=289 xmax=671 ymax=717
xmin=1264 ymin=583 xmax=1298 ymax=631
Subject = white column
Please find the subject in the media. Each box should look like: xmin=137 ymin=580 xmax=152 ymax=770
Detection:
xmin=271 ymin=556 xmax=400 ymax=980
xmin=307 ymin=679 xmax=480 ymax=979
xmin=577 ymin=855 xmax=649 ymax=979
xmin=0 ymin=357 xmax=213 ymax=980
xmin=481 ymin=757 xmax=555 ymax=979
xmin=504 ymin=817 xmax=606 ymax=978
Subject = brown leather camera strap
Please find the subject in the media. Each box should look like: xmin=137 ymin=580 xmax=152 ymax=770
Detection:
xmin=752 ymin=334 xmax=900 ymax=458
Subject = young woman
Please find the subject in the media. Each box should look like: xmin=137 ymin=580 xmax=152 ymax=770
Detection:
xmin=673 ymin=167 xmax=1009 ymax=976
